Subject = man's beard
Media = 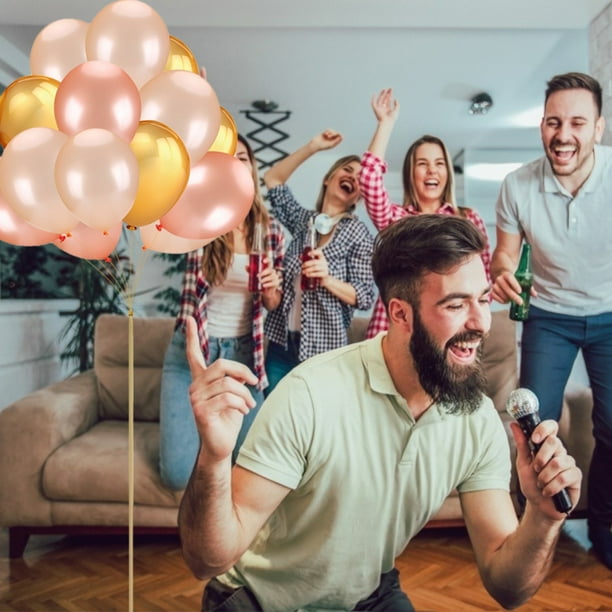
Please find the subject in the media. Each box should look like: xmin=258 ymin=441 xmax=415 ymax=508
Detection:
xmin=410 ymin=310 xmax=487 ymax=415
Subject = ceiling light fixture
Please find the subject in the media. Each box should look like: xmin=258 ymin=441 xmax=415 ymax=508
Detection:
xmin=469 ymin=92 xmax=493 ymax=115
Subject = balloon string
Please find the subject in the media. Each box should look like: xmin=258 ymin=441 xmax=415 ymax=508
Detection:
xmin=128 ymin=310 xmax=134 ymax=612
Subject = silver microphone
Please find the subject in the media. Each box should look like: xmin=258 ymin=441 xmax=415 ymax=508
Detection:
xmin=506 ymin=388 xmax=573 ymax=514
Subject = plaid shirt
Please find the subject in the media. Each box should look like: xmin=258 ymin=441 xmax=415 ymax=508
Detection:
xmin=174 ymin=218 xmax=285 ymax=391
xmin=265 ymin=184 xmax=375 ymax=362
xmin=360 ymin=151 xmax=492 ymax=338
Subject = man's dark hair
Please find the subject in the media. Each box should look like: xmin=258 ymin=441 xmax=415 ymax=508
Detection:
xmin=545 ymin=72 xmax=602 ymax=117
xmin=372 ymin=214 xmax=485 ymax=308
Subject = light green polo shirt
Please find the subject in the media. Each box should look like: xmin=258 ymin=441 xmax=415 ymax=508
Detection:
xmin=496 ymin=144 xmax=612 ymax=316
xmin=223 ymin=334 xmax=510 ymax=611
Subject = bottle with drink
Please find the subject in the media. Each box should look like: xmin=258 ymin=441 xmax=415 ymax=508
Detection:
xmin=301 ymin=217 xmax=320 ymax=291
xmin=248 ymin=222 xmax=265 ymax=292
xmin=509 ymin=241 xmax=533 ymax=321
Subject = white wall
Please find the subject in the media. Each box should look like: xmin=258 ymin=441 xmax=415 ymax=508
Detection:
xmin=0 ymin=299 xmax=78 ymax=407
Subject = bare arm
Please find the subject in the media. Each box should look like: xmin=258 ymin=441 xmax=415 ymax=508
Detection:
xmin=366 ymin=88 xmax=400 ymax=158
xmin=263 ymin=130 xmax=343 ymax=189
xmin=178 ymin=318 xmax=290 ymax=579
xmin=490 ymin=228 xmax=536 ymax=305
xmin=461 ymin=420 xmax=581 ymax=609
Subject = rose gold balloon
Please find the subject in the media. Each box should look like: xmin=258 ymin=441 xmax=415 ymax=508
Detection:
xmin=164 ymin=36 xmax=199 ymax=73
xmin=140 ymin=70 xmax=221 ymax=164
xmin=0 ymin=191 xmax=59 ymax=246
xmin=54 ymin=60 xmax=141 ymax=141
xmin=86 ymin=0 xmax=169 ymax=88
xmin=139 ymin=221 xmax=213 ymax=254
xmin=30 ymin=18 xmax=88 ymax=82
xmin=0 ymin=127 xmax=79 ymax=234
xmin=54 ymin=128 xmax=139 ymax=232
xmin=54 ymin=221 xmax=122 ymax=260
xmin=160 ymin=152 xmax=254 ymax=240
xmin=0 ymin=76 xmax=59 ymax=147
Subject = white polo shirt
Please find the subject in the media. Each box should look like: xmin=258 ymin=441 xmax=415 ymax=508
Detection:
xmin=222 ymin=335 xmax=510 ymax=612
xmin=497 ymin=144 xmax=612 ymax=316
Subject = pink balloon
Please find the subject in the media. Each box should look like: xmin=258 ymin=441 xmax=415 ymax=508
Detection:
xmin=54 ymin=60 xmax=141 ymax=141
xmin=54 ymin=221 xmax=122 ymax=260
xmin=86 ymin=0 xmax=169 ymax=88
xmin=140 ymin=71 xmax=221 ymax=164
xmin=160 ymin=152 xmax=254 ymax=240
xmin=0 ymin=192 xmax=59 ymax=246
xmin=54 ymin=128 xmax=139 ymax=232
xmin=30 ymin=18 xmax=88 ymax=82
xmin=0 ymin=127 xmax=79 ymax=234
xmin=139 ymin=221 xmax=213 ymax=253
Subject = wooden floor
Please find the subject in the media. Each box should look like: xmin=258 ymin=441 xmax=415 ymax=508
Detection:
xmin=1 ymin=521 xmax=611 ymax=611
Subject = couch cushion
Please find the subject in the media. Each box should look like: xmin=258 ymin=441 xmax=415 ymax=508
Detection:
xmin=42 ymin=420 xmax=182 ymax=507
xmin=94 ymin=314 xmax=175 ymax=421
xmin=481 ymin=310 xmax=518 ymax=414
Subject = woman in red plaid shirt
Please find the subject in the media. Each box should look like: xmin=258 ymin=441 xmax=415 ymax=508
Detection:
xmin=158 ymin=135 xmax=285 ymax=490
xmin=360 ymin=88 xmax=491 ymax=338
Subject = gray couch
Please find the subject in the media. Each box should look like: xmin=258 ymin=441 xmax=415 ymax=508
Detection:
xmin=0 ymin=312 xmax=594 ymax=557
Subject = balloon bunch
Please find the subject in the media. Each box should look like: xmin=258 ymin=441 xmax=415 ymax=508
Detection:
xmin=0 ymin=0 xmax=253 ymax=260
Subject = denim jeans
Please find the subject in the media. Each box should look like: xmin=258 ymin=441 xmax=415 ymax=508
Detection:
xmin=521 ymin=305 xmax=612 ymax=526
xmin=264 ymin=332 xmax=301 ymax=397
xmin=201 ymin=569 xmax=413 ymax=611
xmin=159 ymin=328 xmax=264 ymax=490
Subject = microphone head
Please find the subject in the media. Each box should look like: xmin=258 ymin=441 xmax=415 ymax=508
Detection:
xmin=506 ymin=388 xmax=539 ymax=420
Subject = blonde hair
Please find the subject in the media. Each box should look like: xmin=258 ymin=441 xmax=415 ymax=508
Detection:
xmin=201 ymin=134 xmax=270 ymax=285
xmin=401 ymin=135 xmax=457 ymax=212
xmin=314 ymin=154 xmax=361 ymax=212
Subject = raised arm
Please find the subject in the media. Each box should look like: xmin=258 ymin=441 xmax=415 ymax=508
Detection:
xmin=263 ymin=129 xmax=344 ymax=189
xmin=178 ymin=318 xmax=290 ymax=579
xmin=360 ymin=89 xmax=405 ymax=230
xmin=366 ymin=88 xmax=400 ymax=158
xmin=461 ymin=420 xmax=581 ymax=609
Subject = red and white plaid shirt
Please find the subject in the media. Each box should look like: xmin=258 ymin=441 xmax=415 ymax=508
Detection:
xmin=175 ymin=218 xmax=285 ymax=391
xmin=360 ymin=151 xmax=492 ymax=339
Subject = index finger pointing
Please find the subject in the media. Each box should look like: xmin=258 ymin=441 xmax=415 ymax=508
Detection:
xmin=185 ymin=316 xmax=207 ymax=376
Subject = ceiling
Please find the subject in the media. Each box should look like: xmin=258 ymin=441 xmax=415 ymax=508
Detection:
xmin=0 ymin=0 xmax=609 ymax=170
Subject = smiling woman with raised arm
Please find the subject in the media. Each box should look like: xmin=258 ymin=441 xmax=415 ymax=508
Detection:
xmin=359 ymin=88 xmax=492 ymax=339
xmin=261 ymin=129 xmax=376 ymax=395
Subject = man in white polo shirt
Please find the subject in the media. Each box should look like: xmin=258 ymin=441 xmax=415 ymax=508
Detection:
xmin=492 ymin=71 xmax=612 ymax=570
xmin=180 ymin=215 xmax=581 ymax=611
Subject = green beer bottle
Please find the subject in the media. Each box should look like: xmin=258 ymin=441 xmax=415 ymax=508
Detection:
xmin=509 ymin=242 xmax=533 ymax=321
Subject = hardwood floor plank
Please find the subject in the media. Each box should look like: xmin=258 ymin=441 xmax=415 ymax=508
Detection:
xmin=1 ymin=522 xmax=610 ymax=611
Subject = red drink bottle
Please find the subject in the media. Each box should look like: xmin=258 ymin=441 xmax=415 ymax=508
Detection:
xmin=301 ymin=217 xmax=320 ymax=291
xmin=248 ymin=222 xmax=265 ymax=292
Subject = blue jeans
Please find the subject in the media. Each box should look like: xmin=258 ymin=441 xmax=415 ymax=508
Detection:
xmin=159 ymin=328 xmax=264 ymax=490
xmin=264 ymin=332 xmax=301 ymax=397
xmin=521 ymin=305 xmax=612 ymax=525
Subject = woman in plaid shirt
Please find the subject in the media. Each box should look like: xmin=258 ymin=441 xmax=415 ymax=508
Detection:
xmin=158 ymin=135 xmax=285 ymax=490
xmin=263 ymin=129 xmax=376 ymax=395
xmin=360 ymin=88 xmax=491 ymax=338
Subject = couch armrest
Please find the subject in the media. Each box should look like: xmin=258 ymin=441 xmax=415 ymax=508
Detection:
xmin=560 ymin=386 xmax=594 ymax=512
xmin=0 ymin=371 xmax=100 ymax=526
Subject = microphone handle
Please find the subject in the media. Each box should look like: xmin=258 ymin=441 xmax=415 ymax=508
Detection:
xmin=516 ymin=415 xmax=573 ymax=514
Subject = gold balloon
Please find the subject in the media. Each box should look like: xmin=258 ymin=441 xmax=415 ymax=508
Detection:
xmin=164 ymin=36 xmax=199 ymax=74
xmin=0 ymin=75 xmax=60 ymax=147
xmin=208 ymin=107 xmax=238 ymax=155
xmin=124 ymin=120 xmax=190 ymax=228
